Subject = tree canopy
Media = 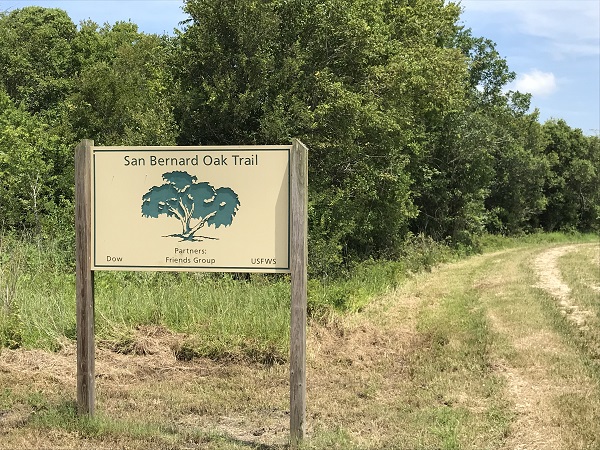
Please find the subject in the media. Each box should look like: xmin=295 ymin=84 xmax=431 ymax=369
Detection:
xmin=0 ymin=3 xmax=597 ymax=274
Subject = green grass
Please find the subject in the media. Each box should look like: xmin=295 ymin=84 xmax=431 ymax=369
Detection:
xmin=308 ymin=233 xmax=457 ymax=320
xmin=2 ymin=233 xmax=600 ymax=449
xmin=94 ymin=271 xmax=292 ymax=362
xmin=0 ymin=230 xmax=458 ymax=361
xmin=558 ymin=244 xmax=600 ymax=315
xmin=403 ymin=268 xmax=512 ymax=449
xmin=1 ymin=231 xmax=597 ymax=361
xmin=555 ymin=243 xmax=600 ymax=362
xmin=475 ymin=230 xmax=598 ymax=252
xmin=0 ymin=231 xmax=291 ymax=359
xmin=31 ymin=401 xmax=180 ymax=443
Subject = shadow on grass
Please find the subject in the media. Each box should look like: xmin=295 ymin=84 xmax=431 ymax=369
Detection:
xmin=221 ymin=436 xmax=287 ymax=450
xmin=27 ymin=399 xmax=291 ymax=449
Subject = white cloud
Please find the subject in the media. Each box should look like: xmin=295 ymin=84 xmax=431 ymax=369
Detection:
xmin=458 ymin=1 xmax=599 ymax=133
xmin=510 ymin=70 xmax=558 ymax=97
xmin=459 ymin=0 xmax=600 ymax=57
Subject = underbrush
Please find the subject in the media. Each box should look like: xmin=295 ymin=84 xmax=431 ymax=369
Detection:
xmin=0 ymin=230 xmax=454 ymax=360
xmin=308 ymin=233 xmax=457 ymax=320
xmin=474 ymin=230 xmax=596 ymax=252
xmin=1 ymin=230 xmax=596 ymax=362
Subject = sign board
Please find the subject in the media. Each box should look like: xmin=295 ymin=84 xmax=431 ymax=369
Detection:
xmin=76 ymin=139 xmax=308 ymax=446
xmin=91 ymin=146 xmax=291 ymax=272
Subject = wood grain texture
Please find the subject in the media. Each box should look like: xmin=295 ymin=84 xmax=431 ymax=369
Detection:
xmin=289 ymin=139 xmax=308 ymax=447
xmin=75 ymin=139 xmax=95 ymax=416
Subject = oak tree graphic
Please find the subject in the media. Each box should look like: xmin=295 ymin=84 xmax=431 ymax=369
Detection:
xmin=141 ymin=171 xmax=240 ymax=241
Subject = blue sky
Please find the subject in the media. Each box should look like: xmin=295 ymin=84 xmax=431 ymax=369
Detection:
xmin=460 ymin=0 xmax=599 ymax=135
xmin=3 ymin=0 xmax=599 ymax=135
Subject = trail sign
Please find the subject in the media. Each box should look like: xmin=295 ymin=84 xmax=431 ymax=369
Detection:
xmin=92 ymin=146 xmax=290 ymax=272
xmin=75 ymin=140 xmax=308 ymax=447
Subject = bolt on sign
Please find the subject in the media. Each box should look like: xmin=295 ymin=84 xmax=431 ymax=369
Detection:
xmin=92 ymin=146 xmax=291 ymax=272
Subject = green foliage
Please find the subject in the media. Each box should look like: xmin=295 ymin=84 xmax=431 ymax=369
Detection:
xmin=0 ymin=9 xmax=178 ymax=231
xmin=483 ymin=103 xmax=550 ymax=234
xmin=68 ymin=21 xmax=178 ymax=145
xmin=409 ymin=108 xmax=495 ymax=243
xmin=0 ymin=89 xmax=70 ymax=229
xmin=175 ymin=0 xmax=471 ymax=270
xmin=308 ymin=233 xmax=456 ymax=321
xmin=0 ymin=312 xmax=23 ymax=349
xmin=0 ymin=7 xmax=77 ymax=113
xmin=456 ymin=31 xmax=515 ymax=105
xmin=0 ymin=3 xmax=598 ymax=276
xmin=400 ymin=232 xmax=457 ymax=271
xmin=540 ymin=119 xmax=600 ymax=232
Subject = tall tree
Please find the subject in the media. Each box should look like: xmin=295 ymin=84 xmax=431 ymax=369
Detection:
xmin=540 ymin=120 xmax=599 ymax=231
xmin=0 ymin=7 xmax=78 ymax=113
xmin=69 ymin=21 xmax=178 ymax=145
xmin=0 ymin=88 xmax=67 ymax=229
xmin=174 ymin=0 xmax=472 ymax=273
xmin=483 ymin=102 xmax=549 ymax=234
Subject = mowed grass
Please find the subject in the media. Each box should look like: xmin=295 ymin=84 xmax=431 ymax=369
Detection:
xmin=478 ymin=242 xmax=600 ymax=449
xmin=1 ymin=232 xmax=600 ymax=449
xmin=557 ymin=244 xmax=600 ymax=355
xmin=303 ymin=239 xmax=600 ymax=449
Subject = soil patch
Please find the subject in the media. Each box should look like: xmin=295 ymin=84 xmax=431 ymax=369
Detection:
xmin=533 ymin=244 xmax=594 ymax=328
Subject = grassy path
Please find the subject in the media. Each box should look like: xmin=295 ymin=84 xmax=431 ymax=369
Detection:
xmin=476 ymin=243 xmax=599 ymax=449
xmin=1 ymin=241 xmax=599 ymax=449
xmin=309 ymin=241 xmax=600 ymax=449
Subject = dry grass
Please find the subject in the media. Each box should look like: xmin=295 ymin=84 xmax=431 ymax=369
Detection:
xmin=1 ymin=241 xmax=600 ymax=449
xmin=485 ymin=243 xmax=600 ymax=450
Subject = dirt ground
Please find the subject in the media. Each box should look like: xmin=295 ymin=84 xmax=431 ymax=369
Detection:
xmin=1 ymin=303 xmax=420 ymax=448
xmin=533 ymin=244 xmax=593 ymax=328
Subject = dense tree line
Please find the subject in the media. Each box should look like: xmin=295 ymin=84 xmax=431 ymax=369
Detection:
xmin=0 ymin=2 xmax=598 ymax=275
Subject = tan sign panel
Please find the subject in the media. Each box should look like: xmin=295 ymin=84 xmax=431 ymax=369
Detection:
xmin=92 ymin=146 xmax=291 ymax=272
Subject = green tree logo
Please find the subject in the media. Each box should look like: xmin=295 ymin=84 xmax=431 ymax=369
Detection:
xmin=141 ymin=171 xmax=240 ymax=241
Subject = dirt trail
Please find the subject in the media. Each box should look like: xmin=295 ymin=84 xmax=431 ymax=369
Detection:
xmin=533 ymin=244 xmax=594 ymax=328
xmin=491 ymin=243 xmax=598 ymax=450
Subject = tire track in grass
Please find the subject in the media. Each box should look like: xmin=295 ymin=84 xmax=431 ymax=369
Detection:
xmin=484 ymin=243 xmax=599 ymax=450
xmin=533 ymin=244 xmax=595 ymax=329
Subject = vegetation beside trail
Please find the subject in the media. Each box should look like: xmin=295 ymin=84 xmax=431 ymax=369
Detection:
xmin=1 ymin=236 xmax=599 ymax=449
xmin=0 ymin=229 xmax=459 ymax=358
xmin=1 ymin=2 xmax=598 ymax=278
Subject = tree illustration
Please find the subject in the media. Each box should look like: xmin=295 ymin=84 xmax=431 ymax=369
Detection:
xmin=141 ymin=171 xmax=240 ymax=241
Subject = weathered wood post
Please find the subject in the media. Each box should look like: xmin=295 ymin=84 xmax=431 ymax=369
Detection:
xmin=75 ymin=139 xmax=95 ymax=415
xmin=290 ymin=139 xmax=308 ymax=447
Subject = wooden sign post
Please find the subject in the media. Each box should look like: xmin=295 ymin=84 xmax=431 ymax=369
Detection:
xmin=290 ymin=139 xmax=308 ymax=446
xmin=75 ymin=139 xmax=95 ymax=415
xmin=74 ymin=139 xmax=308 ymax=443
